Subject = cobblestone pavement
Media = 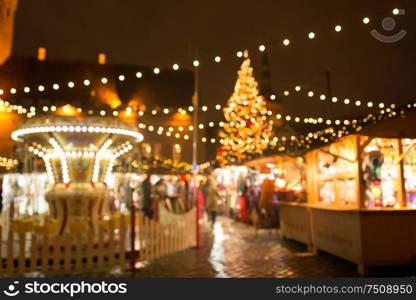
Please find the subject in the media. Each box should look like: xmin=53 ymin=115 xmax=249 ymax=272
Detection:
xmin=127 ymin=217 xmax=360 ymax=278
xmin=68 ymin=217 xmax=416 ymax=278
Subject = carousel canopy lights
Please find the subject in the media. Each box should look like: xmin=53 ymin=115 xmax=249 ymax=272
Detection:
xmin=43 ymin=156 xmax=55 ymax=184
xmin=11 ymin=125 xmax=144 ymax=143
xmin=92 ymin=139 xmax=113 ymax=183
xmin=49 ymin=137 xmax=70 ymax=184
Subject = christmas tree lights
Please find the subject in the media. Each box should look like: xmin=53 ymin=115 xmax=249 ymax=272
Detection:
xmin=217 ymin=51 xmax=273 ymax=165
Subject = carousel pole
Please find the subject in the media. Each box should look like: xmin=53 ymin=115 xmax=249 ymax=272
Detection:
xmin=192 ymin=45 xmax=201 ymax=248
xmin=128 ymin=156 xmax=136 ymax=271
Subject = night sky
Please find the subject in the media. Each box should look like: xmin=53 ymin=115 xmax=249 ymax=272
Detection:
xmin=12 ymin=0 xmax=416 ymax=128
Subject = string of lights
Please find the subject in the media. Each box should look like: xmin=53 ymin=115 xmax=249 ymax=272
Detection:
xmin=0 ymin=6 xmax=403 ymax=114
xmin=9 ymin=102 xmax=416 ymax=170
xmin=1 ymin=93 xmax=399 ymax=149
xmin=0 ymin=156 xmax=19 ymax=169
xmin=271 ymin=104 xmax=409 ymax=154
xmin=131 ymin=157 xmax=192 ymax=173
xmin=0 ymin=75 xmax=387 ymax=120
xmin=269 ymin=85 xmax=387 ymax=109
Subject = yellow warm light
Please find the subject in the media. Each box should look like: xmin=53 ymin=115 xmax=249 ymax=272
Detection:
xmin=96 ymin=87 xmax=122 ymax=109
xmin=98 ymin=53 xmax=106 ymax=65
xmin=55 ymin=104 xmax=78 ymax=117
xmin=0 ymin=108 xmax=21 ymax=157
xmin=38 ymin=47 xmax=46 ymax=61
xmin=118 ymin=109 xmax=136 ymax=125
xmin=0 ymin=103 xmax=8 ymax=113
xmin=172 ymin=112 xmax=191 ymax=122
xmin=110 ymin=99 xmax=122 ymax=109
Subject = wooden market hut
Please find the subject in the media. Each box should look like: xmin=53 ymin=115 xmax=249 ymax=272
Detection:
xmin=279 ymin=109 xmax=416 ymax=274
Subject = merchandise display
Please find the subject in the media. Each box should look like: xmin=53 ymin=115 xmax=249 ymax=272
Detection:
xmin=362 ymin=138 xmax=400 ymax=208
xmin=315 ymin=136 xmax=357 ymax=207
xmin=402 ymin=138 xmax=416 ymax=208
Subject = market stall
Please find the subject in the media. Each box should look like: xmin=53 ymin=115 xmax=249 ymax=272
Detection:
xmin=296 ymin=113 xmax=416 ymax=274
xmin=214 ymin=165 xmax=249 ymax=219
xmin=215 ymin=156 xmax=305 ymax=226
xmin=245 ymin=156 xmax=310 ymax=245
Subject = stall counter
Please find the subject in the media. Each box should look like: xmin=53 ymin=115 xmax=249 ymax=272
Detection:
xmin=279 ymin=202 xmax=313 ymax=251
xmin=309 ymin=204 xmax=416 ymax=275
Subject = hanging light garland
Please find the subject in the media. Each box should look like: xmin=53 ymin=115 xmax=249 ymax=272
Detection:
xmin=269 ymin=103 xmax=411 ymax=155
xmin=0 ymin=6 xmax=403 ymax=116
xmin=1 ymin=78 xmax=388 ymax=120
xmin=270 ymin=84 xmax=386 ymax=109
xmin=0 ymin=156 xmax=19 ymax=170
xmin=131 ymin=157 xmax=192 ymax=173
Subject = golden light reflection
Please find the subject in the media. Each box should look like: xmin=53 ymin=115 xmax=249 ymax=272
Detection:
xmin=0 ymin=109 xmax=21 ymax=158
xmin=96 ymin=87 xmax=122 ymax=109
xmin=119 ymin=109 xmax=136 ymax=125
xmin=0 ymin=103 xmax=8 ymax=113
xmin=126 ymin=94 xmax=148 ymax=112
xmin=164 ymin=112 xmax=192 ymax=127
xmin=55 ymin=104 xmax=79 ymax=117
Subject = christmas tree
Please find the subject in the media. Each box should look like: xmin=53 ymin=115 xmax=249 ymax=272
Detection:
xmin=217 ymin=50 xmax=273 ymax=165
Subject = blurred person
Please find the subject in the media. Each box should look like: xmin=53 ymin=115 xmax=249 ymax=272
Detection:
xmin=153 ymin=178 xmax=168 ymax=221
xmin=259 ymin=178 xmax=275 ymax=213
xmin=165 ymin=177 xmax=176 ymax=213
xmin=177 ymin=175 xmax=187 ymax=212
xmin=141 ymin=174 xmax=153 ymax=219
xmin=206 ymin=176 xmax=220 ymax=225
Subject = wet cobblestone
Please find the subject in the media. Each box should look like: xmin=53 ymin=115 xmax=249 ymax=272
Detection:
xmin=60 ymin=217 xmax=416 ymax=278
xmin=128 ymin=217 xmax=359 ymax=278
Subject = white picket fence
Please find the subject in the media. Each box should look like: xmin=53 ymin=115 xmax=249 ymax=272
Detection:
xmin=0 ymin=207 xmax=196 ymax=276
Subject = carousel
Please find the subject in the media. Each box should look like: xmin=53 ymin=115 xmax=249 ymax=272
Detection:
xmin=8 ymin=112 xmax=143 ymax=235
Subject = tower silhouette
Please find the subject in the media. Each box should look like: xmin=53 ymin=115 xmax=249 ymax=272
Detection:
xmin=258 ymin=52 xmax=273 ymax=98
xmin=0 ymin=0 xmax=18 ymax=65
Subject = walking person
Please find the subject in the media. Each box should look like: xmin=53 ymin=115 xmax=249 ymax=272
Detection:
xmin=206 ymin=176 xmax=220 ymax=225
